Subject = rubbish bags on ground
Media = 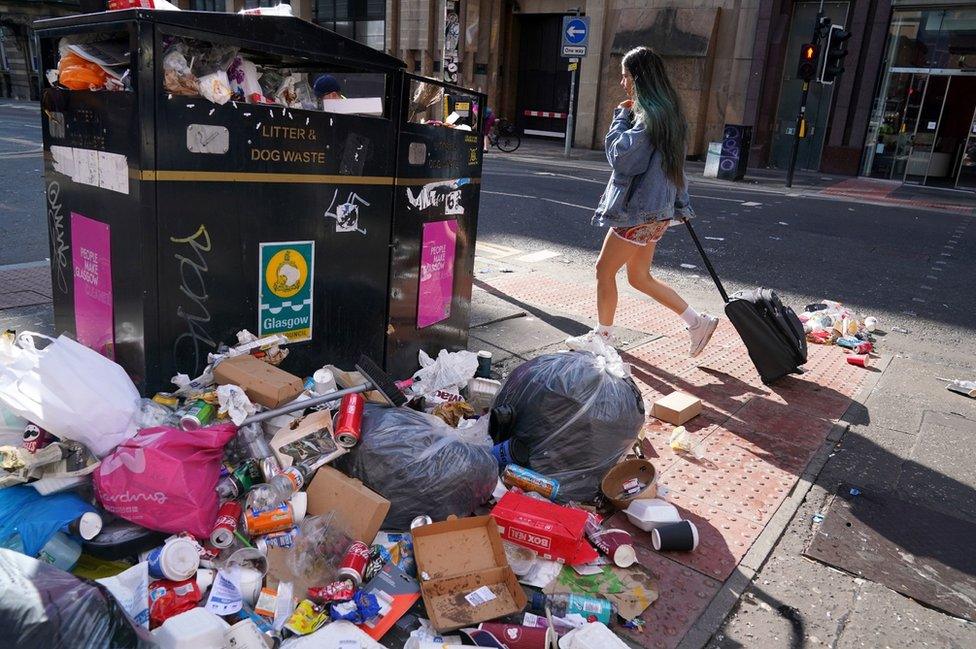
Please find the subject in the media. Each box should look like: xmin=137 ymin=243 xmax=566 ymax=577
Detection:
xmin=0 ymin=548 xmax=155 ymax=649
xmin=492 ymin=351 xmax=645 ymax=503
xmin=342 ymin=405 xmax=497 ymax=530
xmin=94 ymin=423 xmax=237 ymax=539
xmin=0 ymin=333 xmax=140 ymax=457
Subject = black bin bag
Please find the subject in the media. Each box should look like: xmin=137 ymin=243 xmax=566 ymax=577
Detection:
xmin=492 ymin=351 xmax=645 ymax=503
xmin=0 ymin=548 xmax=156 ymax=649
xmin=342 ymin=405 xmax=499 ymax=530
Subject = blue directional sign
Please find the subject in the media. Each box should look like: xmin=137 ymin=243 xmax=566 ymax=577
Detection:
xmin=561 ymin=16 xmax=590 ymax=57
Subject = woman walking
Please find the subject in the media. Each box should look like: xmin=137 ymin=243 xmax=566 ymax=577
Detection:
xmin=568 ymin=46 xmax=718 ymax=357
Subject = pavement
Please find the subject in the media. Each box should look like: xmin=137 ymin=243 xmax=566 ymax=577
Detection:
xmin=2 ymin=100 xmax=975 ymax=647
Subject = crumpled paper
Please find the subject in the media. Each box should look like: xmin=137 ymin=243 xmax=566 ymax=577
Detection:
xmin=217 ymin=384 xmax=257 ymax=425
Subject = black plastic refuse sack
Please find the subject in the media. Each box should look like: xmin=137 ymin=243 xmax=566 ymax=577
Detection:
xmin=342 ymin=405 xmax=498 ymax=530
xmin=492 ymin=351 xmax=645 ymax=503
xmin=0 ymin=548 xmax=155 ymax=648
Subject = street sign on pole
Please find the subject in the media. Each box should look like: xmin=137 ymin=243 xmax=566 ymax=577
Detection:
xmin=561 ymin=16 xmax=590 ymax=58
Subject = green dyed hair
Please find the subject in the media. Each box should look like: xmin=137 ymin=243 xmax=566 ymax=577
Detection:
xmin=622 ymin=46 xmax=688 ymax=189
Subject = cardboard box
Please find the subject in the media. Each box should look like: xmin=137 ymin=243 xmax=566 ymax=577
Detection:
xmin=306 ymin=466 xmax=390 ymax=544
xmin=412 ymin=516 xmax=527 ymax=632
xmin=213 ymin=354 xmax=304 ymax=408
xmin=327 ymin=365 xmax=387 ymax=405
xmin=490 ymin=491 xmax=599 ymax=566
xmin=651 ymin=391 xmax=702 ymax=425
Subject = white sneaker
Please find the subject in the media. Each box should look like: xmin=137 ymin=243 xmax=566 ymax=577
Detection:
xmin=566 ymin=329 xmax=620 ymax=350
xmin=688 ymin=313 xmax=719 ymax=357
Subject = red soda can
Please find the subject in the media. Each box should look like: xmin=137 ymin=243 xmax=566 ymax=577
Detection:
xmin=337 ymin=540 xmax=370 ymax=585
xmin=23 ymin=423 xmax=54 ymax=454
xmin=209 ymin=501 xmax=243 ymax=548
xmin=334 ymin=393 xmax=364 ymax=448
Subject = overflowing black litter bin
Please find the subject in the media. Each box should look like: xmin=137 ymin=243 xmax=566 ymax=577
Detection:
xmin=34 ymin=10 xmax=485 ymax=392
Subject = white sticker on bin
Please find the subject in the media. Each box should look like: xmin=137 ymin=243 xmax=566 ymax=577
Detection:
xmin=51 ymin=145 xmax=129 ymax=195
xmin=464 ymin=585 xmax=497 ymax=607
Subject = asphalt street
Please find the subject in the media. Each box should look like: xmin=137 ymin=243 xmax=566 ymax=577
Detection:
xmin=477 ymin=151 xmax=976 ymax=366
xmin=0 ymin=102 xmax=47 ymax=267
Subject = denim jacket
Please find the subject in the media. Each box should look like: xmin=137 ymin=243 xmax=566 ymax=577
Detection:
xmin=592 ymin=107 xmax=694 ymax=228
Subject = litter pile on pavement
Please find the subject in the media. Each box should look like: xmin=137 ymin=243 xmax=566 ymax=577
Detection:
xmin=799 ymin=299 xmax=880 ymax=369
xmin=0 ymin=325 xmax=721 ymax=649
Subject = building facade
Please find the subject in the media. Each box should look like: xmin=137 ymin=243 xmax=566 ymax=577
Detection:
xmin=5 ymin=0 xmax=974 ymax=190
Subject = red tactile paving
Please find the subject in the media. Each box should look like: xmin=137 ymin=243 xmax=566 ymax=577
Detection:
xmin=638 ymin=419 xmax=718 ymax=473
xmin=657 ymin=426 xmax=796 ymax=524
xmin=620 ymin=546 xmax=723 ymax=649
xmin=723 ymin=397 xmax=836 ymax=455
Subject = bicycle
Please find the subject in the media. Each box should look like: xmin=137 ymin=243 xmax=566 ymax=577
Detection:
xmin=487 ymin=118 xmax=521 ymax=153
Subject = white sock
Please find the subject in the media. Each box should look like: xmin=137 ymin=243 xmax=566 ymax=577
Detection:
xmin=596 ymin=324 xmax=614 ymax=338
xmin=680 ymin=307 xmax=701 ymax=328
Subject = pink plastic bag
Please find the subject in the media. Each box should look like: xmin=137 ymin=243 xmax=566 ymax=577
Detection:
xmin=94 ymin=423 xmax=237 ymax=539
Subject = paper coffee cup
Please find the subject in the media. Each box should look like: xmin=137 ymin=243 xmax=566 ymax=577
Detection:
xmin=590 ymin=528 xmax=637 ymax=568
xmin=651 ymin=520 xmax=699 ymax=552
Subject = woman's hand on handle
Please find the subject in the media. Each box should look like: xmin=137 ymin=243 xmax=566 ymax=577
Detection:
xmin=617 ymin=99 xmax=634 ymax=110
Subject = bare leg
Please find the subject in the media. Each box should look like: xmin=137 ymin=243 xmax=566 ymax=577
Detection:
xmin=595 ymin=229 xmax=641 ymax=325
xmin=625 ymin=238 xmax=689 ymax=315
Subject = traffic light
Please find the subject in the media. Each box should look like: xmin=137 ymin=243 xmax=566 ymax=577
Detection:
xmin=821 ymin=25 xmax=851 ymax=84
xmin=796 ymin=43 xmax=819 ymax=82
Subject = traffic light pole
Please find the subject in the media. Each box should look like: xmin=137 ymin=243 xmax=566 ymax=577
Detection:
xmin=785 ymin=81 xmax=810 ymax=188
xmin=785 ymin=10 xmax=825 ymax=188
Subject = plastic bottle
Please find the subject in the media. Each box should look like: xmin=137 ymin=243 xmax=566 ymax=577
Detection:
xmin=238 ymin=423 xmax=274 ymax=459
xmin=246 ymin=454 xmax=331 ymax=509
xmin=2 ymin=532 xmax=82 ymax=571
xmin=529 ymin=592 xmax=616 ymax=625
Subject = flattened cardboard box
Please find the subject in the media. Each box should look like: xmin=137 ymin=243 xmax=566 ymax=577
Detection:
xmin=412 ymin=515 xmax=527 ymax=632
xmin=213 ymin=354 xmax=304 ymax=408
xmin=306 ymin=466 xmax=390 ymax=545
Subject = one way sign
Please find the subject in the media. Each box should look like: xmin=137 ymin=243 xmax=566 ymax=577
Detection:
xmin=561 ymin=15 xmax=590 ymax=58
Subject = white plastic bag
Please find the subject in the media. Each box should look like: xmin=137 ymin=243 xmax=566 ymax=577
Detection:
xmin=0 ymin=333 xmax=139 ymax=457
xmin=410 ymin=349 xmax=479 ymax=395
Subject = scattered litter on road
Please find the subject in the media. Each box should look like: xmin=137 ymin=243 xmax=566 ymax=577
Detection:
xmin=936 ymin=378 xmax=976 ymax=399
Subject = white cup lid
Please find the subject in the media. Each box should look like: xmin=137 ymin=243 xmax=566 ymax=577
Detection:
xmin=78 ymin=512 xmax=103 ymax=540
xmin=290 ymin=491 xmax=308 ymax=523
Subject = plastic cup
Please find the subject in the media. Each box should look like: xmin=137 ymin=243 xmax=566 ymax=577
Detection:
xmin=651 ymin=520 xmax=699 ymax=552
xmin=847 ymin=355 xmax=868 ymax=367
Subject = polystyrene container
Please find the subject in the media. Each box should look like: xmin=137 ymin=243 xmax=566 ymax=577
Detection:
xmin=152 ymin=607 xmax=229 ymax=649
xmin=623 ymin=498 xmax=681 ymax=531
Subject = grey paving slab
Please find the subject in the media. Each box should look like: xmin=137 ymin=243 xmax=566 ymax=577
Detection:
xmin=816 ymin=425 xmax=915 ymax=493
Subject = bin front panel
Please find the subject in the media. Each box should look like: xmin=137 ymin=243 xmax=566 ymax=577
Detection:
xmin=153 ymin=96 xmax=396 ymax=387
xmin=387 ymin=120 xmax=483 ymax=377
xmin=38 ymin=30 xmax=158 ymax=390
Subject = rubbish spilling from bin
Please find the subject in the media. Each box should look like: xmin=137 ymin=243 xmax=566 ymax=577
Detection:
xmin=798 ymin=299 xmax=880 ymax=367
xmin=0 ymin=314 xmax=692 ymax=646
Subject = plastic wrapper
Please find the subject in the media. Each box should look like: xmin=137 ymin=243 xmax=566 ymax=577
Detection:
xmin=492 ymin=351 xmax=645 ymax=503
xmin=162 ymin=43 xmax=198 ymax=96
xmin=0 ymin=485 xmax=97 ymax=556
xmin=198 ymin=70 xmax=233 ymax=105
xmin=286 ymin=514 xmax=353 ymax=589
xmin=57 ymin=51 xmax=108 ymax=90
xmin=0 ymin=548 xmax=155 ymax=648
xmin=342 ymin=405 xmax=498 ymax=529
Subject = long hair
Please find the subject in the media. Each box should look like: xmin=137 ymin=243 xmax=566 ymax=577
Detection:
xmin=622 ymin=47 xmax=687 ymax=188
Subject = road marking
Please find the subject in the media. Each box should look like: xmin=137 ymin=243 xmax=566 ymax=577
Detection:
xmin=920 ymin=285 xmax=933 ymax=290
xmin=689 ymin=194 xmax=744 ymax=203
xmin=532 ymin=171 xmax=604 ymax=184
xmin=482 ymin=190 xmax=593 ymax=211
xmin=476 ymin=242 xmax=523 ymax=258
xmin=925 ymin=275 xmax=938 ymax=280
xmin=934 ymin=260 xmax=947 ymax=265
xmin=741 ymin=201 xmax=762 ymax=207
xmin=0 ymin=149 xmax=42 ymax=159
xmin=515 ymin=250 xmax=561 ymax=263
xmin=0 ymin=136 xmax=39 ymax=147
xmin=0 ymin=103 xmax=40 ymax=111
xmin=0 ymin=260 xmax=48 ymax=271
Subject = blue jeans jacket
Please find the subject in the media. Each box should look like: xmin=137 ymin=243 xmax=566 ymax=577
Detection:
xmin=592 ymin=107 xmax=694 ymax=228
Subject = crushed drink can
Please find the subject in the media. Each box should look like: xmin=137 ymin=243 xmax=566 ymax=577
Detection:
xmin=307 ymin=578 xmax=356 ymax=604
xmin=334 ymin=393 xmax=364 ymax=448
xmin=22 ymin=423 xmax=54 ymax=454
xmin=410 ymin=515 xmax=432 ymax=529
xmin=501 ymin=464 xmax=560 ymax=500
xmin=217 ymin=460 xmax=263 ymax=500
xmin=244 ymin=502 xmax=297 ymax=536
xmin=337 ymin=541 xmax=370 ymax=585
xmin=152 ymin=392 xmax=180 ymax=409
xmin=210 ymin=501 xmax=243 ymax=548
xmin=255 ymin=526 xmax=300 ymax=554
xmin=180 ymin=399 xmax=215 ymax=431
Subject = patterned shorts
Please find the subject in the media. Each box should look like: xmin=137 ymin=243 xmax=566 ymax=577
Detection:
xmin=611 ymin=220 xmax=670 ymax=246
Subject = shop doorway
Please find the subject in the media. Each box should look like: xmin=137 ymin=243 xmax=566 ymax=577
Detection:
xmin=867 ymin=71 xmax=976 ymax=188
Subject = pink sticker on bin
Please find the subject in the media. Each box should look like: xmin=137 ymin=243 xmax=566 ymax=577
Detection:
xmin=71 ymin=212 xmax=115 ymax=359
xmin=417 ymin=219 xmax=458 ymax=328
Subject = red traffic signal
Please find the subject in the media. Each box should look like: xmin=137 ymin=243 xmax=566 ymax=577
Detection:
xmin=796 ymin=43 xmax=819 ymax=82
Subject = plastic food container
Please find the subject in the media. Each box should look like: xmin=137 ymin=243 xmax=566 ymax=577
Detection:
xmin=151 ymin=607 xmax=229 ymax=648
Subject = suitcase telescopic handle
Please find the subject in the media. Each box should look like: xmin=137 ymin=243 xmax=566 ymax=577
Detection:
xmin=682 ymin=218 xmax=730 ymax=304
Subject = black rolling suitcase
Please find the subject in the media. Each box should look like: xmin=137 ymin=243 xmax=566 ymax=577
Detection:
xmin=683 ymin=219 xmax=807 ymax=384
